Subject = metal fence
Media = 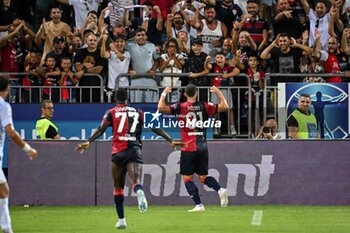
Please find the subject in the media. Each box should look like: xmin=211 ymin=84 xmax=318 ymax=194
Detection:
xmin=115 ymin=73 xmax=253 ymax=138
xmin=5 ymin=71 xmax=344 ymax=138
xmin=1 ymin=72 xmax=104 ymax=103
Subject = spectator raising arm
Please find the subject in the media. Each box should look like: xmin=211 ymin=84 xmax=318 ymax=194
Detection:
xmin=299 ymin=0 xmax=311 ymax=15
xmin=190 ymin=3 xmax=205 ymax=31
xmin=165 ymin=13 xmax=174 ymax=39
xmin=290 ymin=37 xmax=312 ymax=55
xmin=34 ymin=18 xmax=47 ymax=48
xmin=328 ymin=5 xmax=343 ymax=37
xmin=311 ymin=30 xmax=322 ymax=59
xmin=0 ymin=21 xmax=24 ymax=47
xmin=260 ymin=36 xmax=279 ymax=60
xmin=341 ymin=28 xmax=350 ymax=56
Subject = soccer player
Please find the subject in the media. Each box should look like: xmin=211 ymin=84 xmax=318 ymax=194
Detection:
xmin=158 ymin=84 xmax=230 ymax=212
xmin=75 ymin=88 xmax=184 ymax=229
xmin=0 ymin=76 xmax=38 ymax=233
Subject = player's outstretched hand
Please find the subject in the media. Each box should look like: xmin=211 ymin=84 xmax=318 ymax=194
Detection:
xmin=27 ymin=148 xmax=38 ymax=160
xmin=75 ymin=141 xmax=90 ymax=154
xmin=171 ymin=141 xmax=187 ymax=151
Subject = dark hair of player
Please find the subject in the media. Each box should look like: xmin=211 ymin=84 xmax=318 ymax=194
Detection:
xmin=185 ymin=84 xmax=197 ymax=98
xmin=0 ymin=76 xmax=9 ymax=92
xmin=115 ymin=88 xmax=128 ymax=102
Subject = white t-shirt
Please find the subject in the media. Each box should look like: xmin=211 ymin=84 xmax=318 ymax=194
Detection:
xmin=160 ymin=53 xmax=184 ymax=87
xmin=108 ymin=0 xmax=135 ymax=28
xmin=0 ymin=96 xmax=13 ymax=167
xmin=307 ymin=10 xmax=330 ymax=49
xmin=108 ymin=50 xmax=131 ymax=89
xmin=69 ymin=0 xmax=100 ymax=29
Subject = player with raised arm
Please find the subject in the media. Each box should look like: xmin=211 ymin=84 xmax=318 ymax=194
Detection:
xmin=0 ymin=77 xmax=38 ymax=233
xmin=75 ymin=88 xmax=184 ymax=230
xmin=158 ymin=84 xmax=229 ymax=212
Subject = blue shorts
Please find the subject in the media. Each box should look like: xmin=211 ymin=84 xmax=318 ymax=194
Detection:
xmin=111 ymin=146 xmax=143 ymax=167
xmin=180 ymin=150 xmax=209 ymax=176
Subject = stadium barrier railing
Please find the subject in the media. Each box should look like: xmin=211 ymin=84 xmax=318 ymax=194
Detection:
xmin=3 ymin=71 xmax=348 ymax=138
xmin=115 ymin=73 xmax=253 ymax=138
xmin=0 ymin=72 xmax=105 ymax=103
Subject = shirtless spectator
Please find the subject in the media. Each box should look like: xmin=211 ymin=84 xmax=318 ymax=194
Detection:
xmin=35 ymin=6 xmax=71 ymax=60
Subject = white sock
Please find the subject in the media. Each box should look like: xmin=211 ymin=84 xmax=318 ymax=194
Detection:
xmin=0 ymin=198 xmax=12 ymax=230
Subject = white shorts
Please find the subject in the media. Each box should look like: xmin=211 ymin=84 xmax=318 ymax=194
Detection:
xmin=0 ymin=168 xmax=7 ymax=184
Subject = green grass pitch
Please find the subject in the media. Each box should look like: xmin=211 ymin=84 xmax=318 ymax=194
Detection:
xmin=11 ymin=205 xmax=350 ymax=233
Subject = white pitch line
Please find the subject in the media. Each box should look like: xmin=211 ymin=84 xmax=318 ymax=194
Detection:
xmin=251 ymin=210 xmax=263 ymax=225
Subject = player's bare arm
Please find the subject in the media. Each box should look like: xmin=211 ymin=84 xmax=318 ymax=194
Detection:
xmin=158 ymin=87 xmax=172 ymax=114
xmin=75 ymin=123 xmax=109 ymax=154
xmin=5 ymin=124 xmax=38 ymax=160
xmin=210 ymin=86 xmax=229 ymax=112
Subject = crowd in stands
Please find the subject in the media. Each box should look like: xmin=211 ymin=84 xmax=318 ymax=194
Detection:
xmin=1 ymin=0 xmax=350 ymax=130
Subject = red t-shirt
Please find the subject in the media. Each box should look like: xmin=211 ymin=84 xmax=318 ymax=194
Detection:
xmin=0 ymin=41 xmax=18 ymax=72
xmin=322 ymin=52 xmax=341 ymax=82
xmin=211 ymin=64 xmax=232 ymax=87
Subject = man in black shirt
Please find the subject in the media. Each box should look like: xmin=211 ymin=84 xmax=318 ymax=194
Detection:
xmin=74 ymin=33 xmax=104 ymax=102
xmin=260 ymin=33 xmax=312 ymax=84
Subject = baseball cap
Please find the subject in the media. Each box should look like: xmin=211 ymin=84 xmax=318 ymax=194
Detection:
xmin=53 ymin=36 xmax=64 ymax=44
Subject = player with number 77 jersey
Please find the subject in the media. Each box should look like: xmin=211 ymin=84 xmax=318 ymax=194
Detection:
xmin=75 ymin=88 xmax=185 ymax=230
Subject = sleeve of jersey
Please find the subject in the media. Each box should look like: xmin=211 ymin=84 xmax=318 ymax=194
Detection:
xmin=45 ymin=125 xmax=58 ymax=139
xmin=319 ymin=50 xmax=329 ymax=62
xmin=0 ymin=103 xmax=13 ymax=128
xmin=169 ymin=103 xmax=181 ymax=115
xmin=205 ymin=102 xmax=217 ymax=116
xmin=139 ymin=109 xmax=144 ymax=125
xmin=102 ymin=110 xmax=113 ymax=126
xmin=287 ymin=114 xmax=298 ymax=127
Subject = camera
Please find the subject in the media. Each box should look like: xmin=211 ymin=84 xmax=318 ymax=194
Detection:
xmin=262 ymin=126 xmax=272 ymax=134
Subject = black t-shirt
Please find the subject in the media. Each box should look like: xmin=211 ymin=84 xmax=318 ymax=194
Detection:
xmin=74 ymin=47 xmax=104 ymax=86
xmin=131 ymin=18 xmax=163 ymax=45
xmin=273 ymin=14 xmax=303 ymax=40
xmin=337 ymin=52 xmax=350 ymax=72
xmin=45 ymin=47 xmax=72 ymax=69
xmin=0 ymin=7 xmax=17 ymax=26
xmin=270 ymin=47 xmax=303 ymax=84
xmin=188 ymin=51 xmax=209 ymax=86
xmin=215 ymin=0 xmax=242 ymax=35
